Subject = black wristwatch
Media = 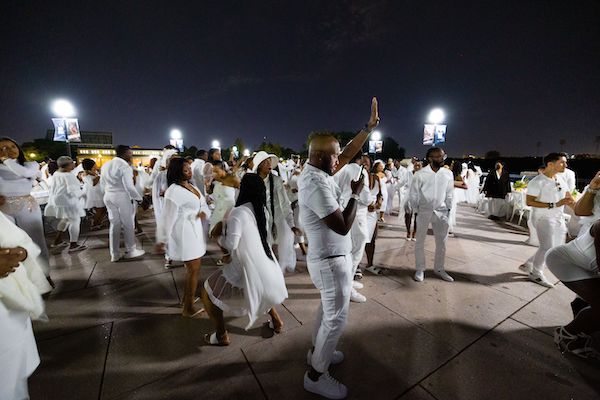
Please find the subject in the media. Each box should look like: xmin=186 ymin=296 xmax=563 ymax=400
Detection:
xmin=548 ymin=202 xmax=555 ymax=209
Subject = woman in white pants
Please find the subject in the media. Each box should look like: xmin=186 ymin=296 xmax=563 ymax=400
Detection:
xmin=44 ymin=156 xmax=87 ymax=252
xmin=156 ymin=157 xmax=210 ymax=317
xmin=0 ymin=137 xmax=50 ymax=277
xmin=547 ymin=219 xmax=600 ymax=359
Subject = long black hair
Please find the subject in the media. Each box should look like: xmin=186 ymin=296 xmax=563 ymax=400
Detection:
xmin=0 ymin=137 xmax=26 ymax=165
xmin=235 ymin=173 xmax=273 ymax=260
xmin=166 ymin=156 xmax=186 ymax=187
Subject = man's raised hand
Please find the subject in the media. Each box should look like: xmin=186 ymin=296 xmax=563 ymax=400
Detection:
xmin=366 ymin=97 xmax=380 ymax=132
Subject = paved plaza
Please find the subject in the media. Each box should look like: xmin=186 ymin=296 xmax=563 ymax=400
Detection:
xmin=29 ymin=205 xmax=600 ymax=400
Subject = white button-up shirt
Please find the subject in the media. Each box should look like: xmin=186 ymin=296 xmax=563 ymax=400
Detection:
xmin=100 ymin=157 xmax=142 ymax=201
xmin=408 ymin=165 xmax=454 ymax=213
xmin=298 ymin=163 xmax=351 ymax=262
xmin=333 ymin=163 xmax=372 ymax=214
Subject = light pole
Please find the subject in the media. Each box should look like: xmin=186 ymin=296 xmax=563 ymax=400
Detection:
xmin=51 ymin=99 xmax=77 ymax=158
xmin=369 ymin=130 xmax=383 ymax=156
xmin=426 ymin=108 xmax=446 ymax=146
xmin=211 ymin=140 xmax=221 ymax=149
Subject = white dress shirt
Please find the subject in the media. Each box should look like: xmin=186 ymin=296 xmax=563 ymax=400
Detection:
xmin=100 ymin=157 xmax=142 ymax=201
xmin=408 ymin=165 xmax=454 ymax=213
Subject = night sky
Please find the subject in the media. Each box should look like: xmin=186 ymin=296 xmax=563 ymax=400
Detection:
xmin=1 ymin=1 xmax=599 ymax=157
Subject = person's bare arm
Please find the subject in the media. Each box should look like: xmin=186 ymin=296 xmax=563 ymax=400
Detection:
xmin=322 ymin=178 xmax=363 ymax=235
xmin=574 ymin=171 xmax=600 ymax=216
xmin=526 ymin=193 xmax=574 ymax=208
xmin=336 ymin=97 xmax=380 ymax=173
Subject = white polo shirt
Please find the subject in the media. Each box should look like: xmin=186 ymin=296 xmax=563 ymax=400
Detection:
xmin=527 ymin=173 xmax=568 ymax=219
xmin=298 ymin=163 xmax=351 ymax=263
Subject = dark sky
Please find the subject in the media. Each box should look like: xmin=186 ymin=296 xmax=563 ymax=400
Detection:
xmin=1 ymin=1 xmax=599 ymax=157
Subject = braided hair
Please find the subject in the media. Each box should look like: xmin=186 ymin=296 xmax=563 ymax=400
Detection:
xmin=235 ymin=173 xmax=274 ymax=260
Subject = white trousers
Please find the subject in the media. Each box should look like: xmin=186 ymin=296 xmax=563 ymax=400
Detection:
xmin=0 ymin=305 xmax=40 ymax=400
xmin=308 ymin=254 xmax=353 ymax=373
xmin=57 ymin=218 xmax=81 ymax=242
xmin=104 ymin=193 xmax=137 ymax=259
xmin=528 ymin=217 xmax=566 ymax=275
xmin=415 ymin=210 xmax=449 ymax=272
xmin=350 ymin=214 xmax=369 ymax=271
xmin=4 ymin=206 xmax=49 ymax=276
xmin=386 ymin=183 xmax=397 ymax=215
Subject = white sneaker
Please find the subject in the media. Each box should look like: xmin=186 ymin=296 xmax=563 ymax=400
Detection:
xmin=351 ymin=281 xmax=364 ymax=290
xmin=350 ymin=289 xmax=367 ymax=303
xmin=307 ymin=348 xmax=344 ymax=366
xmin=434 ymin=269 xmax=454 ymax=282
xmin=529 ymin=272 xmax=554 ymax=288
xmin=414 ymin=270 xmax=424 ymax=282
xmin=110 ymin=254 xmax=122 ymax=262
xmin=124 ymin=248 xmax=145 ymax=259
xmin=303 ymin=371 xmax=347 ymax=399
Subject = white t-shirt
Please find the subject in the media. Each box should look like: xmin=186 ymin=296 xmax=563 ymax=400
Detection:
xmin=527 ymin=173 xmax=568 ymax=219
xmin=298 ymin=163 xmax=351 ymax=262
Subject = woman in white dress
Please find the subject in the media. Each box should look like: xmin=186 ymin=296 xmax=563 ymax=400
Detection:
xmin=81 ymin=158 xmax=106 ymax=230
xmin=0 ymin=137 xmax=50 ymax=273
xmin=155 ymin=157 xmax=209 ymax=318
xmin=44 ymin=156 xmax=87 ymax=252
xmin=449 ymin=161 xmax=468 ymax=234
xmin=464 ymin=163 xmax=482 ymax=205
xmin=364 ymin=160 xmax=386 ymax=275
xmin=202 ymin=173 xmax=288 ymax=346
xmin=209 ymin=169 xmax=239 ymax=265
xmin=384 ymin=160 xmax=397 ymax=215
xmin=404 ymin=161 xmax=422 ymax=240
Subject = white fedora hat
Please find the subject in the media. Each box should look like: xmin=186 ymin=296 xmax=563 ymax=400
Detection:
xmin=251 ymin=151 xmax=279 ymax=173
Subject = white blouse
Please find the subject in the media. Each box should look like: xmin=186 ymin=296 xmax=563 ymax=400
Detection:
xmin=0 ymin=159 xmax=40 ymax=196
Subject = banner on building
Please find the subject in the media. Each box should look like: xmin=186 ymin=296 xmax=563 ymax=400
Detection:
xmin=53 ymin=118 xmax=81 ymax=142
xmin=423 ymin=124 xmax=447 ymax=145
xmin=368 ymin=140 xmax=383 ymax=153
xmin=66 ymin=119 xmax=81 ymax=142
xmin=52 ymin=118 xmax=67 ymax=142
xmin=170 ymin=138 xmax=184 ymax=152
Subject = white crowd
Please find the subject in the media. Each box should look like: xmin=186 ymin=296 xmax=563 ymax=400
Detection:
xmin=1 ymin=99 xmax=599 ymax=399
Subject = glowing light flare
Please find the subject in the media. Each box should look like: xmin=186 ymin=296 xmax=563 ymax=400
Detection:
xmin=427 ymin=108 xmax=445 ymax=124
xmin=51 ymin=99 xmax=76 ymax=118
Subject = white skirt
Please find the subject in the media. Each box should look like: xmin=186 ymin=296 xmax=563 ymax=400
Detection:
xmin=204 ymin=263 xmax=247 ymax=317
xmin=84 ymin=186 xmax=105 ymax=209
xmin=44 ymin=203 xmax=85 ymax=220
